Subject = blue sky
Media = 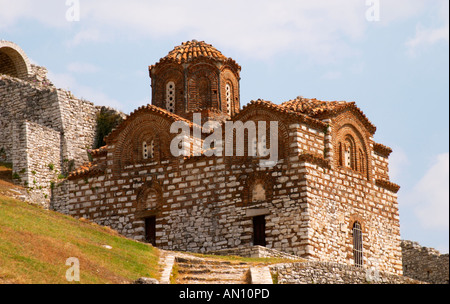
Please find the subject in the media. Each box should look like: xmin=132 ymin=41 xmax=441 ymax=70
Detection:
xmin=1 ymin=0 xmax=448 ymax=252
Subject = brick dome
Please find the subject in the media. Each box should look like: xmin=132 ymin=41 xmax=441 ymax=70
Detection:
xmin=149 ymin=40 xmax=241 ymax=120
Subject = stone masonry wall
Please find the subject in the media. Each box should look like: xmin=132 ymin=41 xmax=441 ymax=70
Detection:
xmin=269 ymin=261 xmax=421 ymax=284
xmin=303 ymin=162 xmax=403 ymax=275
xmin=402 ymin=240 xmax=449 ymax=284
xmin=55 ymin=89 xmax=99 ymax=168
xmin=61 ymin=115 xmax=402 ymax=275
xmin=21 ymin=121 xmax=62 ymax=207
xmin=0 ymin=68 xmax=114 ymax=208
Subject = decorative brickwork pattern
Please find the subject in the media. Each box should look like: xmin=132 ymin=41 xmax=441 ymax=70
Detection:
xmin=55 ymin=40 xmax=406 ymax=275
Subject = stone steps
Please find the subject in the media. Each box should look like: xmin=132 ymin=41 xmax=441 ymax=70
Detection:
xmin=174 ymin=256 xmax=250 ymax=284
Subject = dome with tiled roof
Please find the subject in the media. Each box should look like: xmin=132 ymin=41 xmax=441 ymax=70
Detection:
xmin=165 ymin=40 xmax=228 ymax=63
xmin=149 ymin=40 xmax=241 ymax=120
xmin=150 ymin=40 xmax=241 ymax=70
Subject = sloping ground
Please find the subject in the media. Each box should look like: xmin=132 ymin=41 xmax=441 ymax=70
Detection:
xmin=0 ymin=162 xmax=26 ymax=200
xmin=0 ymin=194 xmax=160 ymax=284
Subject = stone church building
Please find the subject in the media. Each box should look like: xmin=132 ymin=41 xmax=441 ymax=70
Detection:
xmin=1 ymin=40 xmax=403 ymax=276
xmin=62 ymin=40 xmax=403 ymax=275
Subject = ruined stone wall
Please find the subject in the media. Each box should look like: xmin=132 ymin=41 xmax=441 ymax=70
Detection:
xmin=0 ymin=74 xmax=61 ymax=164
xmin=55 ymin=89 xmax=99 ymax=168
xmin=20 ymin=121 xmax=62 ymax=207
xmin=402 ymin=240 xmax=449 ymax=284
xmin=269 ymin=261 xmax=421 ymax=284
xmin=0 ymin=68 xmax=110 ymax=207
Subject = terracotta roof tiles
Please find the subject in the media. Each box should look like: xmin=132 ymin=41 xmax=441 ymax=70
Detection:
xmin=280 ymin=96 xmax=377 ymax=134
xmin=149 ymin=40 xmax=241 ymax=71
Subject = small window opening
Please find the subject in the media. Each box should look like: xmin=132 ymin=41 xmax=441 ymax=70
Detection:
xmin=352 ymin=222 xmax=363 ymax=267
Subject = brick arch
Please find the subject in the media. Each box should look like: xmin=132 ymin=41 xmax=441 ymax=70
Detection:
xmin=112 ymin=113 xmax=176 ymax=173
xmin=348 ymin=213 xmax=366 ymax=233
xmin=0 ymin=41 xmax=31 ymax=79
xmin=220 ymin=68 xmax=240 ymax=115
xmin=226 ymin=109 xmax=290 ymax=162
xmin=334 ymin=121 xmax=371 ymax=179
xmin=238 ymin=171 xmax=274 ymax=205
xmin=152 ymin=64 xmax=184 ymax=114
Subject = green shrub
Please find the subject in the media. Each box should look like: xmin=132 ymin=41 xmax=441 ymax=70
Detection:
xmin=94 ymin=108 xmax=123 ymax=149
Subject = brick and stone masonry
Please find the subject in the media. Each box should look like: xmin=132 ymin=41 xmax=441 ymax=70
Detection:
xmin=56 ymin=40 xmax=404 ymax=276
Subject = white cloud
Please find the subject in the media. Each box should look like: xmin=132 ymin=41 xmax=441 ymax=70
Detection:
xmin=410 ymin=153 xmax=449 ymax=230
xmin=2 ymin=0 xmax=443 ymax=62
xmin=406 ymin=0 xmax=449 ymax=55
xmin=78 ymin=0 xmax=369 ymax=61
xmin=0 ymin=0 xmax=72 ymax=29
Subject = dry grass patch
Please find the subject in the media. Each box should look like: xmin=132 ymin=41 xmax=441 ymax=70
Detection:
xmin=0 ymin=195 xmax=161 ymax=284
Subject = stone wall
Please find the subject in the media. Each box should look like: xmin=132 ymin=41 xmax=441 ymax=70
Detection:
xmin=61 ymin=112 xmax=402 ymax=275
xmin=211 ymin=245 xmax=304 ymax=260
xmin=303 ymin=161 xmax=403 ymax=275
xmin=402 ymin=240 xmax=449 ymax=284
xmin=269 ymin=261 xmax=422 ymax=284
xmin=1 ymin=57 xmax=124 ymax=208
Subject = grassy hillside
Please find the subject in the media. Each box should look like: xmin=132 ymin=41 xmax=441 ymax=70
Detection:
xmin=0 ymin=171 xmax=160 ymax=284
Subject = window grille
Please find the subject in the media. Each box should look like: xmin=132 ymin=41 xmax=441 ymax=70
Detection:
xmin=353 ymin=222 xmax=363 ymax=267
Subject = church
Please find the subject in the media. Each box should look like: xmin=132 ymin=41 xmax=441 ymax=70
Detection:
xmin=63 ymin=40 xmax=403 ymax=275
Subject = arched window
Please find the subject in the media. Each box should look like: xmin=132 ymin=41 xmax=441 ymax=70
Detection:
xmin=143 ymin=140 xmax=155 ymax=160
xmin=352 ymin=222 xmax=363 ymax=267
xmin=166 ymin=81 xmax=175 ymax=113
xmin=359 ymin=149 xmax=365 ymax=174
xmin=226 ymin=83 xmax=232 ymax=115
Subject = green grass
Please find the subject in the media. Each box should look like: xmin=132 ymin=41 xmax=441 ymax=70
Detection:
xmin=0 ymin=195 xmax=160 ymax=284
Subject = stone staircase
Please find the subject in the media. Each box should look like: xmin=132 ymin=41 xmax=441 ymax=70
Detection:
xmin=174 ymin=255 xmax=251 ymax=284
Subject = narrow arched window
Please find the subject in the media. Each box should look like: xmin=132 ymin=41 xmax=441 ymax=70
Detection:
xmin=344 ymin=137 xmax=356 ymax=170
xmin=166 ymin=81 xmax=175 ymax=113
xmin=359 ymin=149 xmax=365 ymax=173
xmin=352 ymin=222 xmax=363 ymax=267
xmin=226 ymin=83 xmax=232 ymax=115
